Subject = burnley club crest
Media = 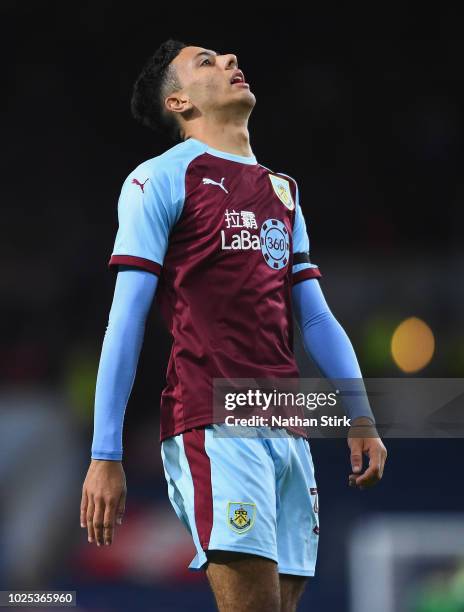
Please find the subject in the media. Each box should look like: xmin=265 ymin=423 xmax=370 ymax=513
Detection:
xmin=227 ymin=502 xmax=256 ymax=534
xmin=268 ymin=174 xmax=295 ymax=210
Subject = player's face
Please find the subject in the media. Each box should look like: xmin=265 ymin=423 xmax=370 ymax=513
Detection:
xmin=171 ymin=46 xmax=256 ymax=116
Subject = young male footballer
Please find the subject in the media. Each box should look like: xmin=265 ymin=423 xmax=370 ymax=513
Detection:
xmin=80 ymin=40 xmax=387 ymax=611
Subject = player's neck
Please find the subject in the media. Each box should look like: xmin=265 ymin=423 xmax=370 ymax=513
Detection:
xmin=184 ymin=122 xmax=253 ymax=158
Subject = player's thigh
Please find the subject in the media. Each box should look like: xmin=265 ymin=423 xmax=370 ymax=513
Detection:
xmin=205 ymin=425 xmax=278 ymax=561
xmin=279 ymin=573 xmax=309 ymax=612
xmin=161 ymin=424 xmax=280 ymax=573
xmin=206 ymin=550 xmax=280 ymax=612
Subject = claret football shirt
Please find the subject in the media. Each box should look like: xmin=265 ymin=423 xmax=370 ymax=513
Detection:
xmin=109 ymin=136 xmax=322 ymax=441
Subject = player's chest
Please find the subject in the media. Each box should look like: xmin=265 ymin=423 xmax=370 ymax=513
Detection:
xmin=178 ymin=163 xmax=296 ymax=267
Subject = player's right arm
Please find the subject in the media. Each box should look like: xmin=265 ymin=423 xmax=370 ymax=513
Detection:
xmin=81 ymin=267 xmax=157 ymax=547
xmin=81 ymin=161 xmax=180 ymax=547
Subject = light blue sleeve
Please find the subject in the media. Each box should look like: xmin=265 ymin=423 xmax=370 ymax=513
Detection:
xmin=277 ymin=172 xmax=322 ymax=280
xmin=91 ymin=266 xmax=158 ymax=460
xmin=292 ymin=278 xmax=375 ymax=423
xmin=291 ymin=181 xmax=322 ymax=278
xmin=293 ymin=193 xmax=310 ymax=256
xmin=109 ymin=161 xmax=184 ymax=274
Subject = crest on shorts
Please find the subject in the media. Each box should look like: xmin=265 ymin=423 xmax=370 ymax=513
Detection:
xmin=268 ymin=175 xmax=295 ymax=210
xmin=227 ymin=502 xmax=256 ymax=534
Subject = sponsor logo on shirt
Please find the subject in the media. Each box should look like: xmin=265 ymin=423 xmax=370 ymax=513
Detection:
xmin=221 ymin=210 xmax=290 ymax=270
xmin=260 ymin=219 xmax=289 ymax=270
xmin=221 ymin=209 xmax=260 ymax=251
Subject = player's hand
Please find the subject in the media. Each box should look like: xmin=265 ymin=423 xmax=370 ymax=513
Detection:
xmin=80 ymin=459 xmax=127 ymax=547
xmin=347 ymin=417 xmax=387 ymax=490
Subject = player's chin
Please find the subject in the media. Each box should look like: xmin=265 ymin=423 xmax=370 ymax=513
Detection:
xmin=228 ymin=87 xmax=256 ymax=106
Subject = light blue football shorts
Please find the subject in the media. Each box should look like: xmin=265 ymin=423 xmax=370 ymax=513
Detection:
xmin=160 ymin=423 xmax=320 ymax=576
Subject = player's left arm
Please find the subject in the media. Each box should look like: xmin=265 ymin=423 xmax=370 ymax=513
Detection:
xmin=292 ymin=279 xmax=387 ymax=489
xmin=289 ymin=179 xmax=387 ymax=489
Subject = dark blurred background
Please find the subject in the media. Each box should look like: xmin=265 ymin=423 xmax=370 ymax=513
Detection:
xmin=1 ymin=3 xmax=463 ymax=611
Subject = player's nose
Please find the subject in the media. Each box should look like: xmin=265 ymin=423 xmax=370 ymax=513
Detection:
xmin=222 ymin=53 xmax=239 ymax=71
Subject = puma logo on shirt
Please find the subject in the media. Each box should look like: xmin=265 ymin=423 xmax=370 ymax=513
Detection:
xmin=132 ymin=178 xmax=149 ymax=192
xmin=202 ymin=177 xmax=229 ymax=194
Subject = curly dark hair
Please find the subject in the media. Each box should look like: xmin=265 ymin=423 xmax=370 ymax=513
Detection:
xmin=131 ymin=39 xmax=190 ymax=143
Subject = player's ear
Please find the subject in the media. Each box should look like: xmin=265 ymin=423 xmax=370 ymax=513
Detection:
xmin=164 ymin=92 xmax=193 ymax=115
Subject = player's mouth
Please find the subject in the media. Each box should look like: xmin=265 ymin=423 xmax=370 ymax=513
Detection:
xmin=230 ymin=69 xmax=250 ymax=88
